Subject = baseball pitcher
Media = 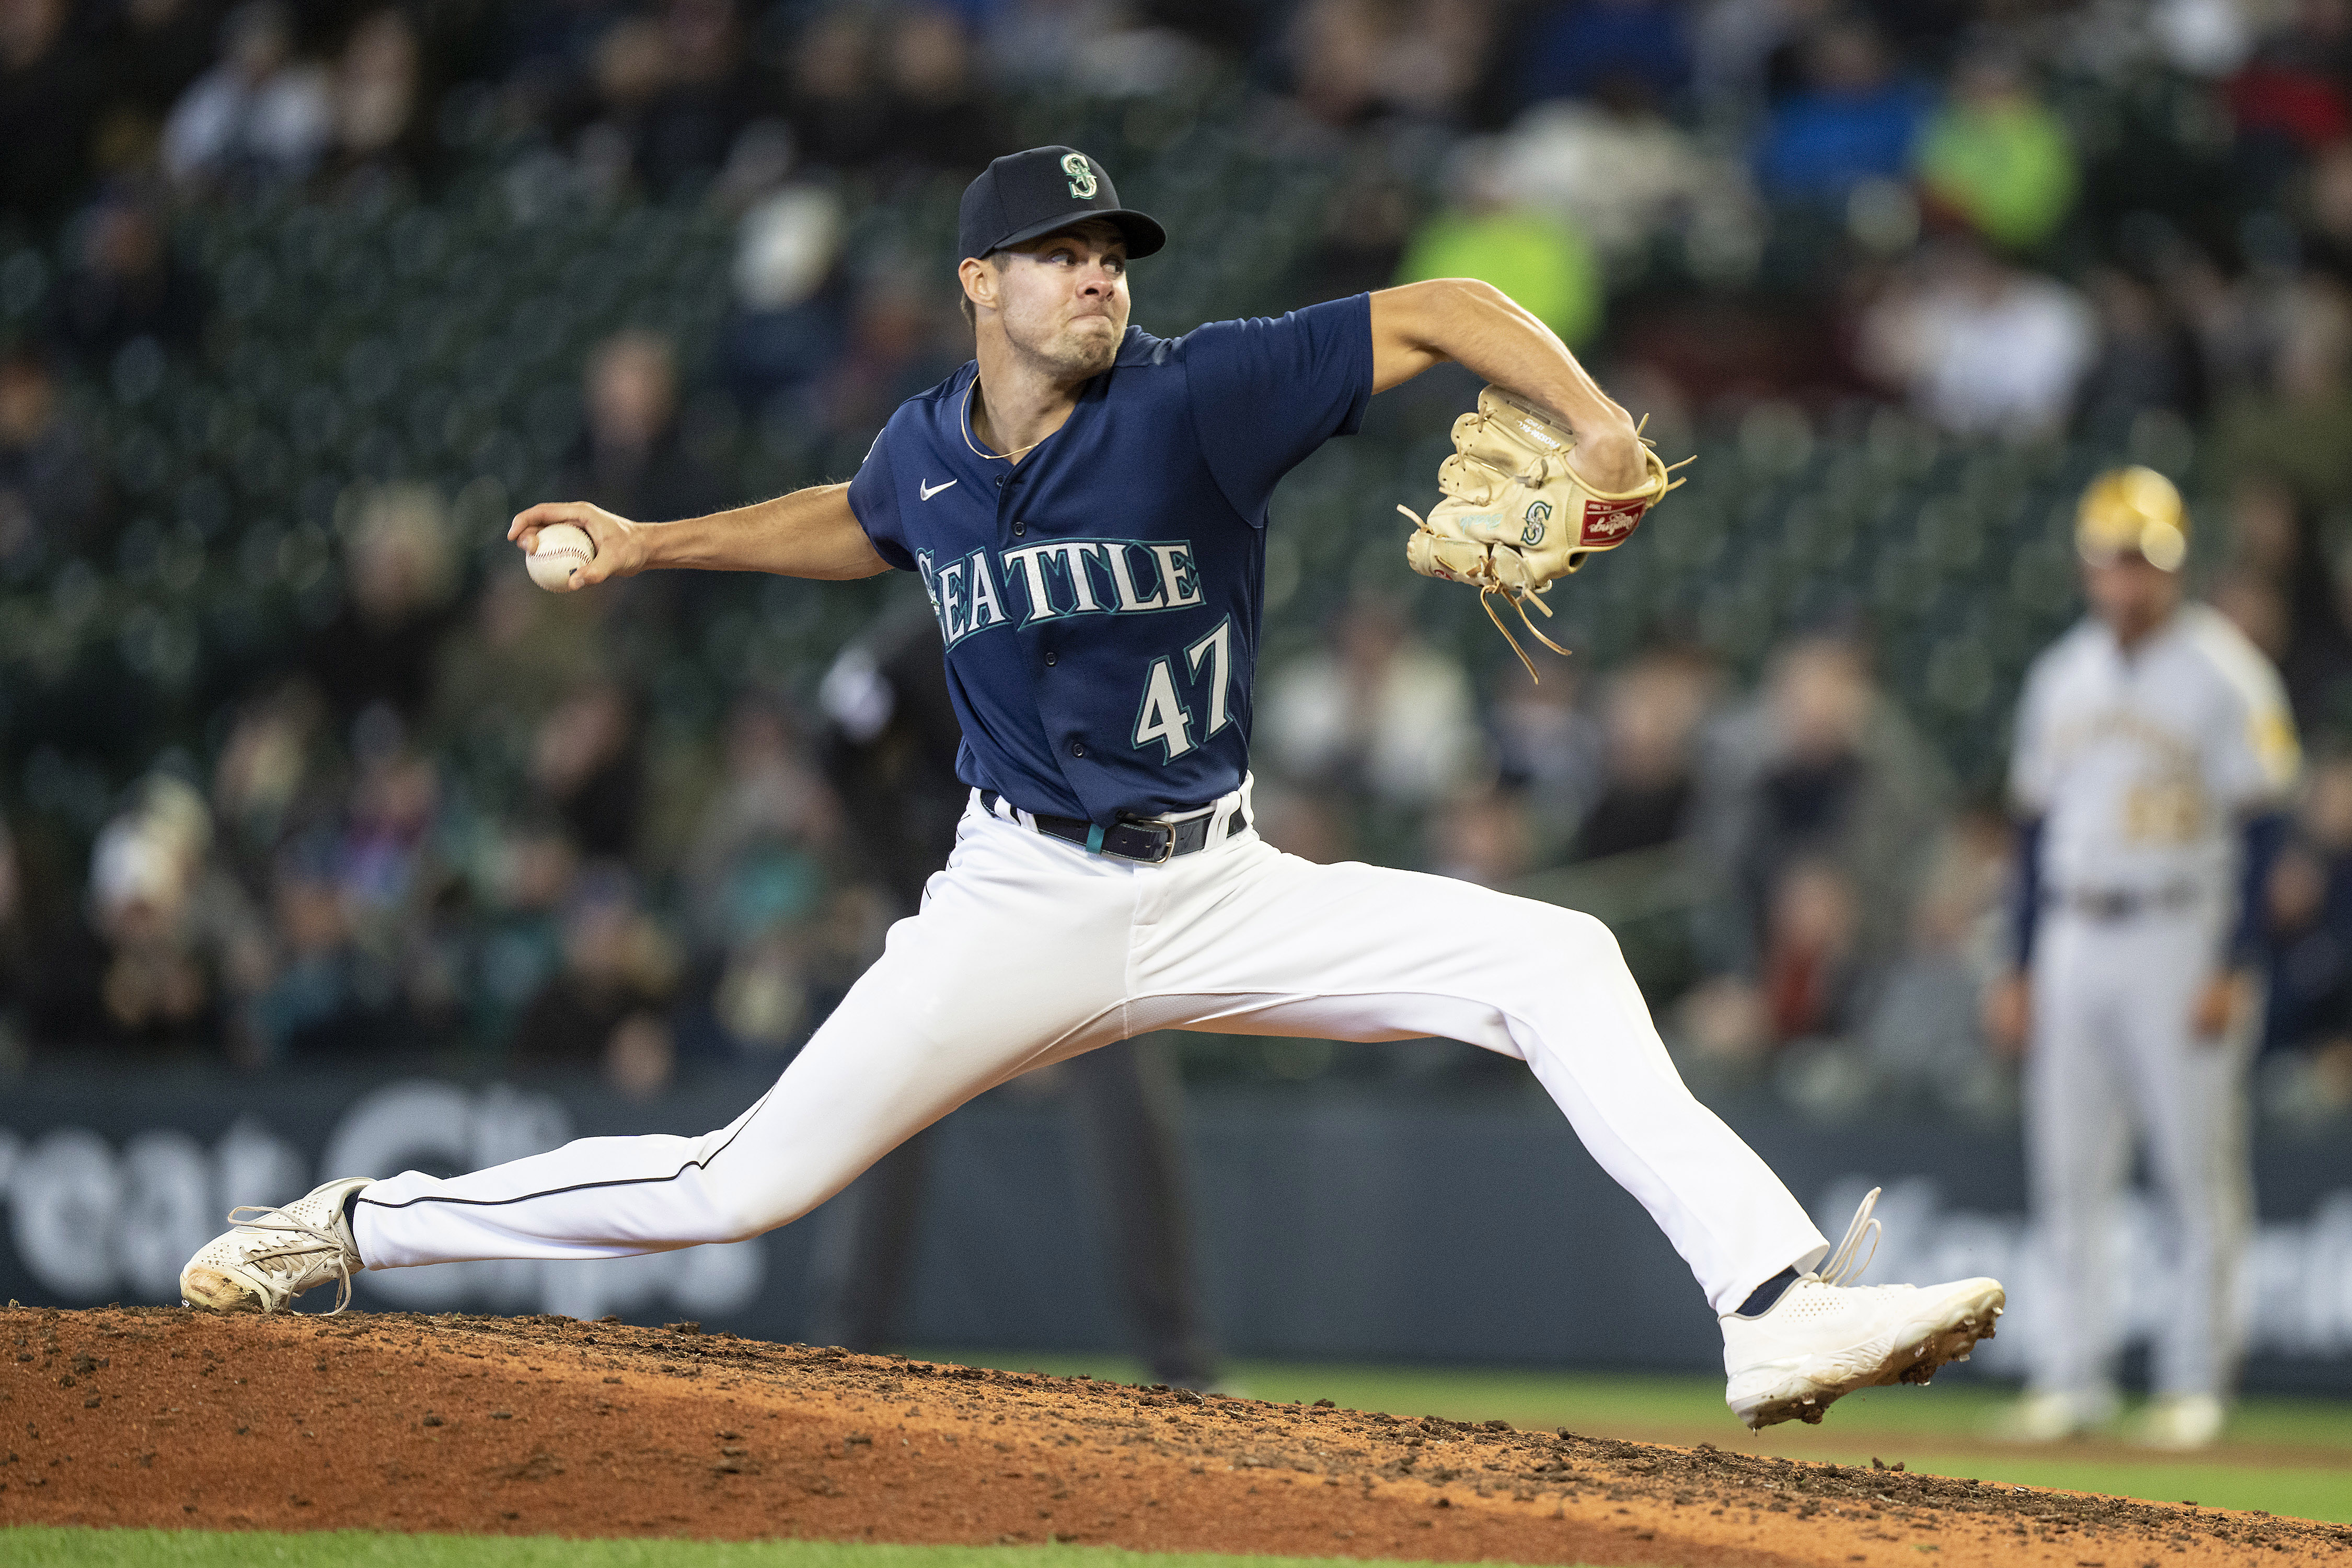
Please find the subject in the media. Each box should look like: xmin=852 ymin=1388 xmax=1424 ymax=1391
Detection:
xmin=1989 ymin=467 xmax=2297 ymax=1448
xmin=183 ymin=146 xmax=2001 ymax=1431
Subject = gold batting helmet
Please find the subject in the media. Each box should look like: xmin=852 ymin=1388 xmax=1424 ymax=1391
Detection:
xmin=2076 ymin=465 xmax=2188 ymax=571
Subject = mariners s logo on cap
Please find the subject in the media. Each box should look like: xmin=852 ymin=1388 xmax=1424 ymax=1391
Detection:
xmin=956 ymin=146 xmax=1167 ymax=263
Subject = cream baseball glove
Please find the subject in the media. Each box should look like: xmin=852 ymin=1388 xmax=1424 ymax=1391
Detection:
xmin=1399 ymin=385 xmax=1683 ymax=677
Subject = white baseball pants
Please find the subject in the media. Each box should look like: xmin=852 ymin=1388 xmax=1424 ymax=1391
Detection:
xmin=2025 ymin=904 xmax=2254 ymax=1399
xmin=355 ymin=788 xmax=1829 ymax=1316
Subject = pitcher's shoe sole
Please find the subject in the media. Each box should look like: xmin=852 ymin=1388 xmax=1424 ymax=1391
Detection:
xmin=1728 ymin=1279 xmax=2005 ymax=1430
xmin=180 ymin=1264 xmax=278 ymax=1313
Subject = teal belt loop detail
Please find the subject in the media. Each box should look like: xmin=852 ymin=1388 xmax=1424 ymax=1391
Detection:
xmin=1085 ymin=823 xmax=1106 ymax=854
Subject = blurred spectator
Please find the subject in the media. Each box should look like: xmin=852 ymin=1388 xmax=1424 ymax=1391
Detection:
xmin=571 ymin=0 xmax=765 ymax=199
xmin=59 ymin=774 xmax=271 ymax=1058
xmin=1572 ymin=647 xmax=1717 ymax=860
xmin=571 ymin=14 xmax=670 ymax=195
xmin=338 ymin=734 xmax=442 ymax=949
xmin=210 ymin=677 xmax=333 ymax=877
xmin=561 ymin=329 xmax=723 ymax=528
xmin=1915 ymin=50 xmax=2078 ymax=253
xmin=1289 ymin=0 xmax=1497 ymax=126
xmin=984 ymin=0 xmax=1221 ymax=98
xmin=643 ymin=0 xmax=769 ymax=197
xmin=876 ymin=7 xmax=1003 ymax=171
xmin=1431 ymin=786 xmax=1535 ymax=885
xmin=1306 ymin=165 xmax=1420 ymax=302
xmin=531 ymin=678 xmax=647 ymax=863
xmin=2213 ymin=565 xmax=2292 ymax=667
xmin=817 ymin=614 xmax=963 ymax=916
xmin=683 ymin=692 xmax=841 ymax=1051
xmin=823 ymin=271 xmax=967 ymax=440
xmin=2264 ymin=753 xmax=2352 ymax=1112
xmin=160 ymin=0 xmax=332 ymax=192
xmin=1690 ymin=0 xmax=1813 ymax=112
xmin=1518 ymin=0 xmax=1690 ymax=109
xmin=495 ymin=0 xmax=631 ymax=120
xmin=2074 ymin=265 xmax=2209 ymax=433
xmin=1495 ymin=84 xmax=1761 ymax=276
xmin=0 ymin=0 xmax=102 ymax=223
xmin=724 ymin=182 xmax=848 ymax=413
xmin=305 ymin=484 xmax=462 ymax=735
xmin=0 ymin=351 xmax=105 ymax=572
xmin=464 ymin=817 xmax=577 ymax=1053
xmin=1684 ymin=632 xmax=1951 ymax=1056
xmin=2213 ymin=278 xmax=2352 ymax=509
xmin=2303 ymin=139 xmax=2352 ymax=287
xmin=324 ymin=8 xmax=429 ymax=192
xmin=1860 ymin=811 xmax=2009 ymax=1098
xmin=1857 ymin=238 xmax=2096 ymax=439
xmin=1489 ymin=661 xmax=1606 ymax=859
xmin=511 ymin=866 xmax=679 ymax=1099
xmin=2221 ymin=476 xmax=2352 ymax=732
xmin=2227 ymin=9 xmax=2352 ymax=197
xmin=45 ymin=193 xmax=210 ymax=366
xmin=1395 ymin=143 xmax=1603 ymax=344
xmin=429 ymin=564 xmax=610 ymax=799
xmin=249 ymin=835 xmax=410 ymax=1064
xmin=783 ymin=10 xmax=887 ymax=170
xmin=1753 ymin=18 xmax=1930 ymax=202
xmin=1262 ymin=595 xmax=1486 ymax=810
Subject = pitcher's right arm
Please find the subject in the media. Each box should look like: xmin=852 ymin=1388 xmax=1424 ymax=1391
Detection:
xmin=508 ymin=482 xmax=891 ymax=588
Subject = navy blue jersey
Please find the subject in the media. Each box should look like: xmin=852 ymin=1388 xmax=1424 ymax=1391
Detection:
xmin=846 ymin=294 xmax=1374 ymax=824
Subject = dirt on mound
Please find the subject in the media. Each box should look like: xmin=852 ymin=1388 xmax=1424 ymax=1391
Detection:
xmin=5 ymin=1306 xmax=2347 ymax=1567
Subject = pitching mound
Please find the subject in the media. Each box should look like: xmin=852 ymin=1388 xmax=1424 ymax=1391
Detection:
xmin=6 ymin=1307 xmax=2347 ymax=1567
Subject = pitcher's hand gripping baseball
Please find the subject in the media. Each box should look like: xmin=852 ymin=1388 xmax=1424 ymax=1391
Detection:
xmin=1400 ymin=385 xmax=1684 ymax=677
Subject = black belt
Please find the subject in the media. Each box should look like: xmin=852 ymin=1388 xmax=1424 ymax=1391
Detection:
xmin=980 ymin=790 xmax=1241 ymax=865
xmin=2051 ymin=884 xmax=2200 ymax=920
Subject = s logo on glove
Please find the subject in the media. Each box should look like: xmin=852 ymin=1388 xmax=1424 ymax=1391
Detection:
xmin=1398 ymin=385 xmax=1687 ymax=679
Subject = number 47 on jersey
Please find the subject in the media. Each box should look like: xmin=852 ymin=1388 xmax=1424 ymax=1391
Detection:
xmin=1132 ymin=617 xmax=1234 ymax=764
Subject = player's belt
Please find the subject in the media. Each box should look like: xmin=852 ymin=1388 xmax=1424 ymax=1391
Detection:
xmin=2051 ymin=884 xmax=2201 ymax=920
xmin=980 ymin=790 xmax=1242 ymax=865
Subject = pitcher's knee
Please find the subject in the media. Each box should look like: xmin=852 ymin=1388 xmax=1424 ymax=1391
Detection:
xmin=1547 ymin=907 xmax=1631 ymax=976
xmin=699 ymin=1175 xmax=828 ymax=1243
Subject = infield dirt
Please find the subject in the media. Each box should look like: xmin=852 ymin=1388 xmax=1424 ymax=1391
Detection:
xmin=5 ymin=1306 xmax=2348 ymax=1567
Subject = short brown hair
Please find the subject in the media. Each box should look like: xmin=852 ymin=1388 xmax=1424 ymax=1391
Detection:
xmin=959 ymin=252 xmax=1009 ymax=328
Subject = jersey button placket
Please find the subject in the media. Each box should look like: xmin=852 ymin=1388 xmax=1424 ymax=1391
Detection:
xmin=1043 ymin=650 xmax=1057 ymax=666
xmin=1069 ymin=741 xmax=1085 ymax=758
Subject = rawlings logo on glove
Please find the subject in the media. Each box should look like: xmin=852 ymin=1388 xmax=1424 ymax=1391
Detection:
xmin=1399 ymin=385 xmax=1685 ymax=678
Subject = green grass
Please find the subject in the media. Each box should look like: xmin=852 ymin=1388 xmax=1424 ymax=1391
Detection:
xmin=0 ymin=1534 xmax=1607 ymax=1568
xmin=910 ymin=1351 xmax=2352 ymax=1523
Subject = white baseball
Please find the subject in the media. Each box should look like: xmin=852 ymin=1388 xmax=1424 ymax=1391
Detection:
xmin=527 ymin=522 xmax=595 ymax=592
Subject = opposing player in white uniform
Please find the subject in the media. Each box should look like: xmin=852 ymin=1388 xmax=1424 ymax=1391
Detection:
xmin=1989 ymin=467 xmax=2298 ymax=1448
xmin=182 ymin=146 xmax=2002 ymax=1430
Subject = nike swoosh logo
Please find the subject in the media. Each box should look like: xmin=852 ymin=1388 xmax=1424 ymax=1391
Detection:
xmin=919 ymin=479 xmax=958 ymax=500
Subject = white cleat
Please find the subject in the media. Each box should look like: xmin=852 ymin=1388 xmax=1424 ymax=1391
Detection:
xmin=1721 ymin=1187 xmax=2004 ymax=1431
xmin=1987 ymin=1387 xmax=2118 ymax=1443
xmin=2133 ymin=1393 xmax=2228 ymax=1450
xmin=180 ymin=1177 xmax=372 ymax=1315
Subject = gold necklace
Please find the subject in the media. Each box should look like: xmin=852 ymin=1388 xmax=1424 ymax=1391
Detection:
xmin=961 ymin=380 xmax=1048 ymax=463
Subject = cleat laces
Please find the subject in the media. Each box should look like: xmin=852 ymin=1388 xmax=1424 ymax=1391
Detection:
xmin=220 ymin=1202 xmax=359 ymax=1314
xmin=1811 ymin=1186 xmax=1883 ymax=1288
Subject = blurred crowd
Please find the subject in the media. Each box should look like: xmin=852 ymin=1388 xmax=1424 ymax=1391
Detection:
xmin=3 ymin=0 xmax=2352 ymax=1119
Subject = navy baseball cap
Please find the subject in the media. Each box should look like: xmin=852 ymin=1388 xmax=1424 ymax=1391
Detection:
xmin=957 ymin=146 xmax=1166 ymax=263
